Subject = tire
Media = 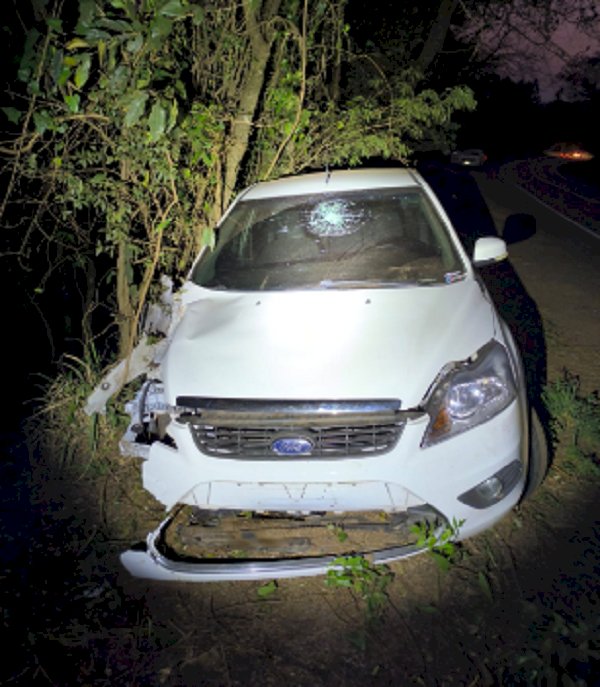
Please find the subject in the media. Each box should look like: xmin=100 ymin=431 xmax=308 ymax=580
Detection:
xmin=522 ymin=406 xmax=549 ymax=500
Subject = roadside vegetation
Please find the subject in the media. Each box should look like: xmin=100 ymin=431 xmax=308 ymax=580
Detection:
xmin=1 ymin=0 xmax=474 ymax=369
xmin=542 ymin=371 xmax=600 ymax=476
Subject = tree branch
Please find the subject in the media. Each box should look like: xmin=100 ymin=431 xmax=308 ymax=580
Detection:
xmin=262 ymin=0 xmax=308 ymax=180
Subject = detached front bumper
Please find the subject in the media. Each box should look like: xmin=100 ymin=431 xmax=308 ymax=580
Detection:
xmin=120 ymin=512 xmax=430 ymax=583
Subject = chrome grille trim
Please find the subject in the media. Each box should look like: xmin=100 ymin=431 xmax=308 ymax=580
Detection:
xmin=177 ymin=398 xmax=414 ymax=459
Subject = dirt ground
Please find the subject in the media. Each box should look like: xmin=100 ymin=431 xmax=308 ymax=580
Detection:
xmin=2 ymin=168 xmax=600 ymax=686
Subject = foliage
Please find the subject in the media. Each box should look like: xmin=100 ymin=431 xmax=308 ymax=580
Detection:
xmin=455 ymin=0 xmax=600 ymax=99
xmin=558 ymin=53 xmax=600 ymax=102
xmin=1 ymin=0 xmax=475 ymax=369
xmin=410 ymin=517 xmax=464 ymax=573
xmin=542 ymin=371 xmax=600 ymax=475
xmin=29 ymin=354 xmax=110 ymax=469
xmin=257 ymin=580 xmax=278 ymax=599
xmin=25 ymin=351 xmax=165 ymax=551
xmin=3 ymin=0 xmax=219 ymax=358
xmin=500 ymin=608 xmax=600 ymax=686
xmin=326 ymin=555 xmax=394 ymax=624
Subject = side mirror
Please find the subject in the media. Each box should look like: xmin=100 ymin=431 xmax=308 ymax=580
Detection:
xmin=472 ymin=236 xmax=508 ymax=266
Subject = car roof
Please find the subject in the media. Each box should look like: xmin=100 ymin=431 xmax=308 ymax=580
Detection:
xmin=240 ymin=168 xmax=423 ymax=200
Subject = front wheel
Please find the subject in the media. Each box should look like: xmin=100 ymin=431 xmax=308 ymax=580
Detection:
xmin=522 ymin=406 xmax=549 ymax=500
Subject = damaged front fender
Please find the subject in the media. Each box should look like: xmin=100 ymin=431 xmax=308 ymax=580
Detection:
xmin=84 ymin=275 xmax=182 ymax=417
xmin=84 ymin=337 xmax=168 ymax=417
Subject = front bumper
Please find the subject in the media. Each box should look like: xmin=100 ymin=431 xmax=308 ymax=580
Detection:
xmin=120 ymin=401 xmax=526 ymax=582
xmin=121 ymin=513 xmax=429 ymax=582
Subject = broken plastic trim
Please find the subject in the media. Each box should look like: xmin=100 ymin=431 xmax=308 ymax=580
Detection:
xmin=120 ymin=508 xmax=446 ymax=582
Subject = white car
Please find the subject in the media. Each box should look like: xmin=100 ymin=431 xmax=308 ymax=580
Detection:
xmin=89 ymin=168 xmax=546 ymax=581
xmin=450 ymin=148 xmax=487 ymax=166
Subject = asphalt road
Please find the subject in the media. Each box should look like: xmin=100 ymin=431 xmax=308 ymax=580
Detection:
xmin=475 ymin=168 xmax=600 ymax=393
xmin=419 ymin=158 xmax=600 ymax=395
xmin=503 ymin=157 xmax=600 ymax=234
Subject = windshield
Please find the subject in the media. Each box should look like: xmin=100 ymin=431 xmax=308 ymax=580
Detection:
xmin=191 ymin=187 xmax=465 ymax=291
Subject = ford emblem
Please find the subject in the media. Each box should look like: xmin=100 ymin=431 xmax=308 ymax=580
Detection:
xmin=271 ymin=436 xmax=314 ymax=456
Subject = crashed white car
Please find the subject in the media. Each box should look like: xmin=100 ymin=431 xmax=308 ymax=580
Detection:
xmin=87 ymin=168 xmax=546 ymax=581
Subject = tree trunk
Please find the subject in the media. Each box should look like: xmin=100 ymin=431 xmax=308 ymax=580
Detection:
xmin=116 ymin=239 xmax=133 ymax=358
xmin=221 ymin=0 xmax=282 ymax=210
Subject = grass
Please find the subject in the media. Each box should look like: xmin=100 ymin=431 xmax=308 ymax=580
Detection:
xmin=542 ymin=370 xmax=600 ymax=476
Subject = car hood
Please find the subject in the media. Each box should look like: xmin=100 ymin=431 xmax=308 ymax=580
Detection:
xmin=161 ymin=280 xmax=497 ymax=407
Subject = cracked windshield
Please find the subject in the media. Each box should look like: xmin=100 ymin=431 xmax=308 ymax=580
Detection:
xmin=192 ymin=188 xmax=465 ymax=290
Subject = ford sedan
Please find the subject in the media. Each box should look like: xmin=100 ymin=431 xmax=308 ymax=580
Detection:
xmin=88 ymin=167 xmax=547 ymax=581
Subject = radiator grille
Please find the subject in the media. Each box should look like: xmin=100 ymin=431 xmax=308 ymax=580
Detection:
xmin=188 ymin=420 xmax=404 ymax=459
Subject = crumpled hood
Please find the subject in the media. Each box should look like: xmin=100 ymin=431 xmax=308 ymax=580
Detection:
xmin=162 ymin=280 xmax=497 ymax=407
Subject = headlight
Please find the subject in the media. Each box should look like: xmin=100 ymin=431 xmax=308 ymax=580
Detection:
xmin=421 ymin=340 xmax=516 ymax=447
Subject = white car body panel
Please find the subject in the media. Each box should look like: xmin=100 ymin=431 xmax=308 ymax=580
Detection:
xmin=239 ymin=167 xmax=422 ymax=199
xmin=162 ymin=281 xmax=494 ymax=405
xmin=142 ymin=401 xmax=523 ymax=515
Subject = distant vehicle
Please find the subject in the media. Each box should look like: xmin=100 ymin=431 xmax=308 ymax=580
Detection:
xmin=451 ymin=149 xmax=487 ymax=167
xmin=544 ymin=142 xmax=594 ymax=162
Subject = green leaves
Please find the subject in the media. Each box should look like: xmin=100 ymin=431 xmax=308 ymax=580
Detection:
xmin=1 ymin=107 xmax=22 ymax=125
xmin=74 ymin=53 xmax=92 ymax=89
xmin=47 ymin=18 xmax=63 ymax=33
xmin=33 ymin=110 xmax=55 ymax=134
xmin=410 ymin=517 xmax=465 ymax=574
xmin=18 ymin=28 xmax=41 ymax=84
xmin=125 ymin=34 xmax=143 ymax=53
xmin=121 ymin=95 xmax=174 ymax=142
xmin=66 ymin=37 xmax=90 ymax=50
xmin=123 ymin=90 xmax=149 ymax=127
xmin=159 ymin=0 xmax=188 ymax=19
xmin=148 ymin=101 xmax=166 ymax=141
xmin=149 ymin=15 xmax=174 ymax=47
xmin=326 ymin=556 xmax=394 ymax=623
xmin=257 ymin=580 xmax=278 ymax=598
xmin=77 ymin=0 xmax=97 ymax=30
xmin=191 ymin=5 xmax=204 ymax=25
xmin=64 ymin=94 xmax=81 ymax=113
